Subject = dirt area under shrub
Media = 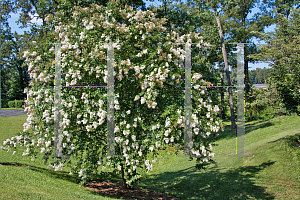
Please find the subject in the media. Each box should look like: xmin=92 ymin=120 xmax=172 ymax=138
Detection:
xmin=84 ymin=179 xmax=181 ymax=200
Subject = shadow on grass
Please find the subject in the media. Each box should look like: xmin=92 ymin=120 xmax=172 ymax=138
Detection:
xmin=211 ymin=119 xmax=274 ymax=142
xmin=140 ymin=160 xmax=276 ymax=200
xmin=268 ymin=132 xmax=300 ymax=144
xmin=0 ymin=159 xmax=278 ymax=199
xmin=268 ymin=132 xmax=300 ymax=161
xmin=245 ymin=120 xmax=274 ymax=134
xmin=0 ymin=161 xmax=82 ymax=184
xmin=0 ymin=161 xmax=121 ymax=185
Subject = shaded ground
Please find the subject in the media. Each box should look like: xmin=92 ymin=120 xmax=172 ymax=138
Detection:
xmin=0 ymin=161 xmax=180 ymax=200
xmin=84 ymin=179 xmax=181 ymax=200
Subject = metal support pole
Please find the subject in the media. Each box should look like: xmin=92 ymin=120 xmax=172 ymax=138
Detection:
xmin=106 ymin=39 xmax=115 ymax=157
xmin=236 ymin=43 xmax=245 ymax=156
xmin=51 ymin=41 xmax=120 ymax=158
xmin=228 ymin=43 xmax=254 ymax=158
xmin=54 ymin=43 xmax=62 ymax=158
xmin=0 ymin=25 xmax=2 ymax=111
xmin=183 ymin=42 xmax=193 ymax=156
xmin=174 ymin=42 xmax=193 ymax=157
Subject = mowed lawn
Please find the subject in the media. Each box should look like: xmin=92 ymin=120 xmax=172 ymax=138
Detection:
xmin=0 ymin=111 xmax=299 ymax=199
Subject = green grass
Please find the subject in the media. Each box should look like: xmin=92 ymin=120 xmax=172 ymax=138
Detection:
xmin=137 ymin=116 xmax=300 ymax=199
xmin=1 ymin=113 xmax=300 ymax=199
xmin=0 ymin=114 xmax=117 ymax=200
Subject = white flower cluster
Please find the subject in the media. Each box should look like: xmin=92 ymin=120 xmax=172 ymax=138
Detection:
xmin=192 ymin=73 xmax=203 ymax=83
xmin=48 ymin=162 xmax=64 ymax=171
xmin=165 ymin=117 xmax=171 ymax=127
xmin=144 ymin=159 xmax=152 ymax=172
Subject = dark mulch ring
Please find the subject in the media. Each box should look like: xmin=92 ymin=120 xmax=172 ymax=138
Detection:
xmin=84 ymin=179 xmax=181 ymax=200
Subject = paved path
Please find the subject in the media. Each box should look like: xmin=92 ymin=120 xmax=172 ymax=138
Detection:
xmin=0 ymin=109 xmax=29 ymax=117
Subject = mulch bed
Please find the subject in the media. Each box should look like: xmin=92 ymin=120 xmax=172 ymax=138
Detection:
xmin=84 ymin=179 xmax=181 ymax=200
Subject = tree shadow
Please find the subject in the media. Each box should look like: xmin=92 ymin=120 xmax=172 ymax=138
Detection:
xmin=140 ymin=160 xmax=276 ymax=200
xmin=0 ymin=161 xmax=82 ymax=184
xmin=245 ymin=120 xmax=274 ymax=134
xmin=268 ymin=132 xmax=300 ymax=146
xmin=0 ymin=161 xmax=121 ymax=185
xmin=211 ymin=119 xmax=274 ymax=142
xmin=0 ymin=160 xmax=277 ymax=199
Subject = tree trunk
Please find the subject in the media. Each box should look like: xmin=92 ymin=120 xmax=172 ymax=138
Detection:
xmin=117 ymin=141 xmax=132 ymax=190
xmin=240 ymin=9 xmax=251 ymax=95
xmin=120 ymin=163 xmax=132 ymax=189
xmin=244 ymin=46 xmax=250 ymax=93
xmin=218 ymin=62 xmax=225 ymax=119
xmin=214 ymin=8 xmax=236 ymax=130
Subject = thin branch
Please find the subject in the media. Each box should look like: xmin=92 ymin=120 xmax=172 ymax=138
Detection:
xmin=52 ymin=0 xmax=59 ymax=5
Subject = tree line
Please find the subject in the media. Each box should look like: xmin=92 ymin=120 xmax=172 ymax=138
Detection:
xmin=228 ymin=67 xmax=273 ymax=85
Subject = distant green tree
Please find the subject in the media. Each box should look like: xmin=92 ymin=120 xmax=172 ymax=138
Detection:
xmin=0 ymin=0 xmax=20 ymax=102
xmin=7 ymin=56 xmax=30 ymax=101
xmin=251 ymin=7 xmax=300 ymax=114
xmin=249 ymin=69 xmax=256 ymax=84
xmin=248 ymin=67 xmax=272 ymax=84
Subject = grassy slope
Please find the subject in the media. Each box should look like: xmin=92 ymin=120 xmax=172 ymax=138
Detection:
xmin=0 ymin=114 xmax=117 ymax=200
xmin=0 ymin=112 xmax=299 ymax=199
xmin=137 ymin=116 xmax=300 ymax=200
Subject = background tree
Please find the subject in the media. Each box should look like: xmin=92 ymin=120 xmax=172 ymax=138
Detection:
xmin=248 ymin=67 xmax=272 ymax=84
xmin=0 ymin=0 xmax=27 ymax=102
xmin=6 ymin=33 xmax=31 ymax=101
xmin=182 ymin=0 xmax=237 ymax=129
xmin=222 ymin=0 xmax=271 ymax=93
xmin=251 ymin=7 xmax=300 ymax=114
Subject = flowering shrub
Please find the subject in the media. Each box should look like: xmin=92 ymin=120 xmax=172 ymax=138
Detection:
xmin=1 ymin=0 xmax=223 ymax=188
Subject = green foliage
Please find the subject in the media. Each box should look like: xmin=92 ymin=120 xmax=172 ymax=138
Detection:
xmin=0 ymin=3 xmax=31 ymax=102
xmin=8 ymin=100 xmax=15 ymax=108
xmin=7 ymin=100 xmax=24 ymax=108
xmin=223 ymin=90 xmax=237 ymax=117
xmin=147 ymin=1 xmax=224 ymax=114
xmin=249 ymin=67 xmax=272 ymax=84
xmin=1 ymin=99 xmax=9 ymax=108
xmin=245 ymin=86 xmax=286 ymax=121
xmin=15 ymin=100 xmax=24 ymax=108
xmin=250 ymin=8 xmax=300 ymax=115
xmin=6 ymin=63 xmax=30 ymax=101
xmin=3 ymin=1 xmax=224 ymax=190
xmin=2 ymin=0 xmax=147 ymax=107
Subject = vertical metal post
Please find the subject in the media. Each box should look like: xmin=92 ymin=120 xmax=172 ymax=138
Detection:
xmin=54 ymin=43 xmax=62 ymax=158
xmin=0 ymin=24 xmax=2 ymax=111
xmin=236 ymin=43 xmax=245 ymax=156
xmin=228 ymin=43 xmax=253 ymax=157
xmin=183 ymin=42 xmax=193 ymax=156
xmin=106 ymin=40 xmax=115 ymax=157
xmin=50 ymin=41 xmax=119 ymax=158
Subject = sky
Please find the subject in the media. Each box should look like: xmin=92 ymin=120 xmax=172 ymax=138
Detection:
xmin=7 ymin=0 xmax=276 ymax=71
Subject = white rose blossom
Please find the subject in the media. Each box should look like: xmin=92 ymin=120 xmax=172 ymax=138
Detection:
xmin=141 ymin=97 xmax=146 ymax=104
